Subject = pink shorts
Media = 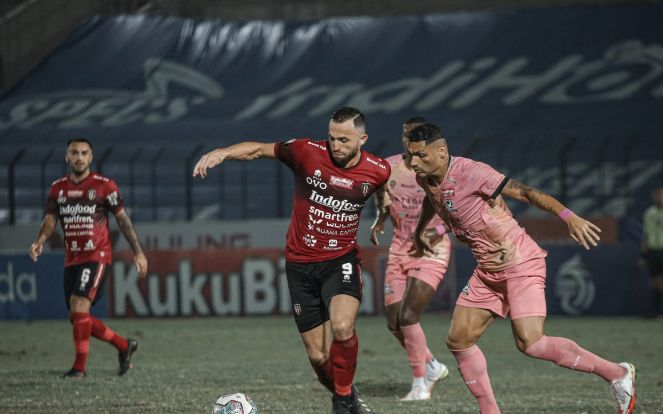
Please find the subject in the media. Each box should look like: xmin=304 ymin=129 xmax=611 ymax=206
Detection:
xmin=384 ymin=254 xmax=449 ymax=306
xmin=456 ymin=258 xmax=547 ymax=319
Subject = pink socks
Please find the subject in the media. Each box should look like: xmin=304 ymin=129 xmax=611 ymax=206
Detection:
xmin=401 ymin=323 xmax=432 ymax=377
xmin=450 ymin=345 xmax=500 ymax=414
xmin=525 ymin=335 xmax=625 ymax=381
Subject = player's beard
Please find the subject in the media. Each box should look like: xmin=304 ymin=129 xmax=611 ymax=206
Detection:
xmin=331 ymin=146 xmax=359 ymax=167
xmin=69 ymin=160 xmax=90 ymax=176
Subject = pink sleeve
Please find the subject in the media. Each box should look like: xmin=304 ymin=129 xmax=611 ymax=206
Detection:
xmin=471 ymin=161 xmax=507 ymax=198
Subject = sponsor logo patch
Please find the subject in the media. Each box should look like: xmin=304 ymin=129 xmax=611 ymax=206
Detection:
xmin=330 ymin=175 xmax=353 ymax=189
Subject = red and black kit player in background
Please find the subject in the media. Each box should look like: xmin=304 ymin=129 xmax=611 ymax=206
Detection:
xmin=194 ymin=107 xmax=390 ymax=414
xmin=30 ymin=138 xmax=148 ymax=379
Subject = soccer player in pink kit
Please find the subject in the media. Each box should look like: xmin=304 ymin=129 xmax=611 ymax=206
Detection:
xmin=30 ymin=138 xmax=148 ymax=378
xmin=406 ymin=123 xmax=636 ymax=414
xmin=370 ymin=117 xmax=450 ymax=401
xmin=193 ymin=107 xmax=389 ymax=414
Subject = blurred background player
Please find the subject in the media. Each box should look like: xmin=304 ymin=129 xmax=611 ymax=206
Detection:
xmin=408 ymin=124 xmax=636 ymax=414
xmin=369 ymin=116 xmax=450 ymax=401
xmin=642 ymin=185 xmax=663 ymax=318
xmin=193 ymin=107 xmax=390 ymax=414
xmin=29 ymin=138 xmax=148 ymax=378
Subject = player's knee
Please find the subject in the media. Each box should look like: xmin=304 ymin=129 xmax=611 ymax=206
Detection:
xmin=517 ymin=335 xmax=544 ymax=354
xmin=331 ymin=319 xmax=355 ymax=340
xmin=386 ymin=318 xmax=399 ymax=333
xmin=308 ymin=353 xmax=328 ymax=366
xmin=446 ymin=331 xmax=478 ymax=350
xmin=399 ymin=306 xmax=420 ymax=326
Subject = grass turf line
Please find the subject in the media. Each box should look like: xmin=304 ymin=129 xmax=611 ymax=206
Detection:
xmin=1 ymin=315 xmax=661 ymax=413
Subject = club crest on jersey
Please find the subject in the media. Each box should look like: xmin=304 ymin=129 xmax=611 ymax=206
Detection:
xmin=293 ymin=303 xmax=302 ymax=315
xmin=361 ymin=182 xmax=371 ymax=196
xmin=462 ymin=284 xmax=471 ymax=295
xmin=444 ymin=199 xmax=456 ymax=212
xmin=87 ymin=189 xmax=96 ymax=201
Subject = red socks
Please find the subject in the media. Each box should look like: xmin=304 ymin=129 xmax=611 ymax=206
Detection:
xmin=330 ymin=332 xmax=358 ymax=396
xmin=71 ymin=312 xmax=91 ymax=372
xmin=70 ymin=313 xmax=129 ymax=372
xmin=90 ymin=316 xmax=128 ymax=352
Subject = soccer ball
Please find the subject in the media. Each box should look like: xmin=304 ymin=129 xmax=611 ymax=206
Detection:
xmin=212 ymin=393 xmax=258 ymax=414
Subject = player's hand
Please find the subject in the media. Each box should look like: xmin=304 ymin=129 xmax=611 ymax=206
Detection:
xmin=409 ymin=232 xmax=433 ymax=257
xmin=135 ymin=252 xmax=148 ymax=278
xmin=369 ymin=220 xmax=384 ymax=246
xmin=424 ymin=228 xmax=445 ymax=248
xmin=29 ymin=242 xmax=43 ymax=262
xmin=566 ymin=214 xmax=601 ymax=250
xmin=193 ymin=149 xmax=227 ymax=178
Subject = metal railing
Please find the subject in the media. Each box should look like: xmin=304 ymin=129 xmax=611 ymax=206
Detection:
xmin=2 ymin=135 xmax=662 ymax=225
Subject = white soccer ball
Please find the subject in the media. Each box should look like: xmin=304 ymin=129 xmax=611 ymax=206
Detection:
xmin=212 ymin=393 xmax=258 ymax=414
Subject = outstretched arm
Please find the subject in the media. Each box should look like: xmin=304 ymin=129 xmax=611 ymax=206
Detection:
xmin=30 ymin=214 xmax=58 ymax=262
xmin=501 ymin=179 xmax=601 ymax=250
xmin=115 ymin=209 xmax=148 ymax=277
xmin=193 ymin=142 xmax=277 ymax=178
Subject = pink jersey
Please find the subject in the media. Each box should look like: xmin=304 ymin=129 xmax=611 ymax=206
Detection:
xmin=418 ymin=156 xmax=547 ymax=272
xmin=275 ymin=138 xmax=390 ymax=262
xmin=46 ymin=172 xmax=124 ymax=267
xmin=383 ymin=154 xmax=449 ymax=262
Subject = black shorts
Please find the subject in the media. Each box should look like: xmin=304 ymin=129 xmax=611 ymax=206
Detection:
xmin=645 ymin=250 xmax=663 ymax=276
xmin=286 ymin=249 xmax=363 ymax=333
xmin=63 ymin=262 xmax=108 ymax=309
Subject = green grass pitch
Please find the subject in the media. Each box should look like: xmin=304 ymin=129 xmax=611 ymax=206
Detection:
xmin=1 ymin=315 xmax=662 ymax=413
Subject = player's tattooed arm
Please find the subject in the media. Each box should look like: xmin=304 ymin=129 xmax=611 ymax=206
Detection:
xmin=370 ymin=186 xmax=391 ymax=246
xmin=501 ymin=179 xmax=563 ymax=213
xmin=30 ymin=214 xmax=58 ymax=262
xmin=501 ymin=178 xmax=601 ymax=250
xmin=115 ymin=210 xmax=148 ymax=277
xmin=410 ymin=196 xmax=436 ymax=256
xmin=193 ymin=142 xmax=277 ymax=178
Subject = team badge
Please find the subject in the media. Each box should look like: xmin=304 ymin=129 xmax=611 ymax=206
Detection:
xmin=444 ymin=199 xmax=456 ymax=212
xmin=384 ymin=283 xmax=393 ymax=295
xmin=462 ymin=284 xmax=471 ymax=295
xmin=293 ymin=303 xmax=302 ymax=315
xmin=361 ymin=182 xmax=371 ymax=196
xmin=87 ymin=189 xmax=96 ymax=201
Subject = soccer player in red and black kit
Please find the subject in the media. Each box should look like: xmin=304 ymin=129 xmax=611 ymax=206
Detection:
xmin=30 ymin=138 xmax=148 ymax=379
xmin=193 ymin=107 xmax=390 ymax=414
